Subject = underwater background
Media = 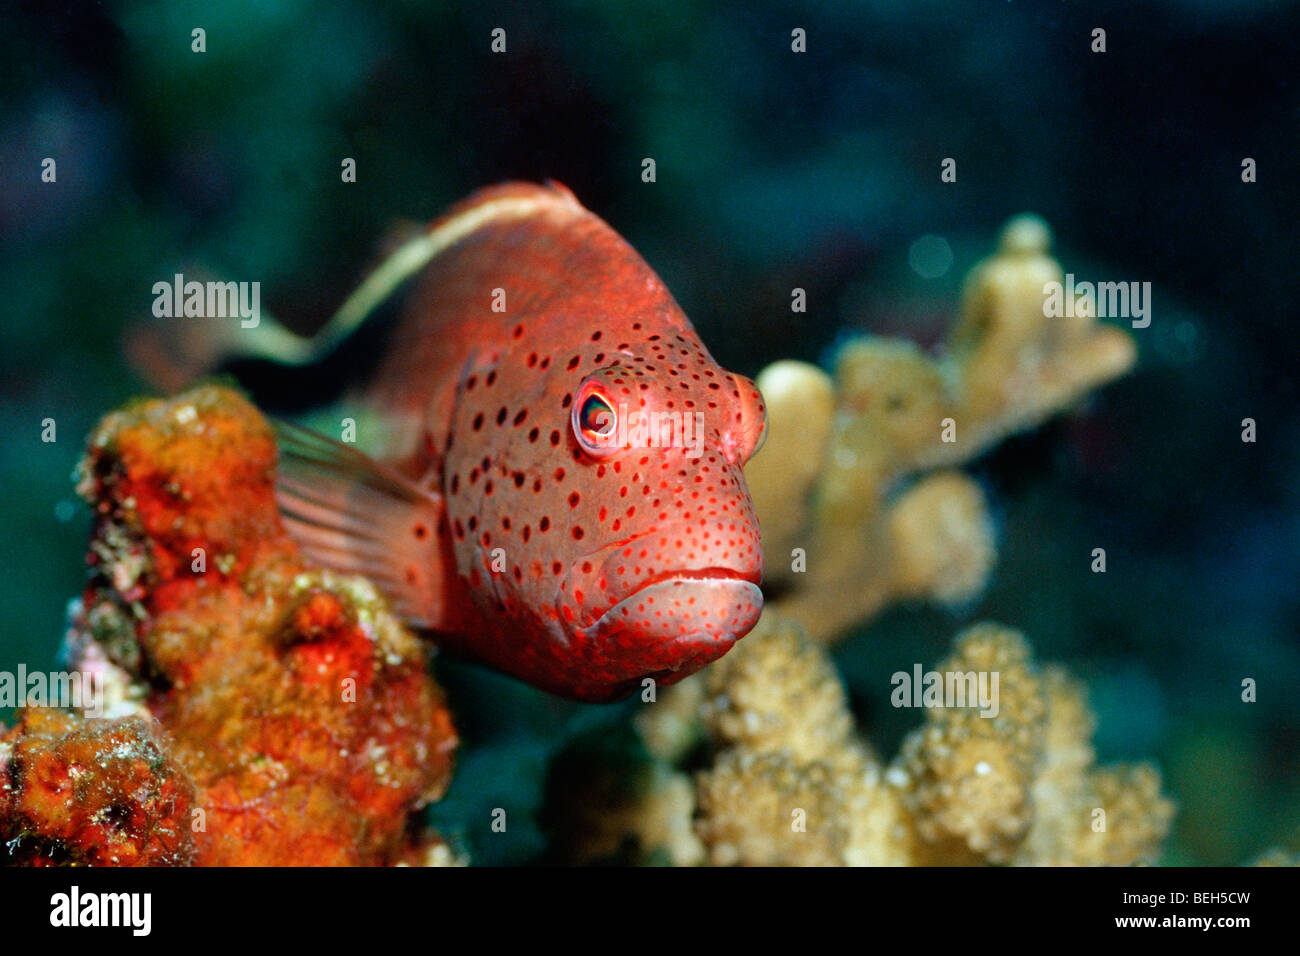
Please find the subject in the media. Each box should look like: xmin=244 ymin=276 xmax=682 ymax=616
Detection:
xmin=1 ymin=0 xmax=1296 ymax=865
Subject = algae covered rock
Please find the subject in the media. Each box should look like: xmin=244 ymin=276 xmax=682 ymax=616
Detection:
xmin=2 ymin=384 xmax=458 ymax=866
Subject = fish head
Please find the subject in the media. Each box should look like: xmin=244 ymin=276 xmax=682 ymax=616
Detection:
xmin=275 ymin=181 xmax=770 ymax=702
xmin=557 ymin=351 xmax=769 ymax=698
xmin=445 ymin=323 xmax=768 ymax=700
xmin=436 ymin=190 xmax=768 ymax=700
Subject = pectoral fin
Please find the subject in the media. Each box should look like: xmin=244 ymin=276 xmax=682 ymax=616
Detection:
xmin=273 ymin=419 xmax=452 ymax=629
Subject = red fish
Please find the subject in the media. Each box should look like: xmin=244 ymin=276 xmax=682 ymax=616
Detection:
xmin=155 ymin=182 xmax=768 ymax=701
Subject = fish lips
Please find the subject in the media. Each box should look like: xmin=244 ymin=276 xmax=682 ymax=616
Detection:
xmin=576 ymin=570 xmax=764 ymax=661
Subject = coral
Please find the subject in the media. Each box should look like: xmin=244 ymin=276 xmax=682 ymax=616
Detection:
xmin=546 ymin=613 xmax=1174 ymax=866
xmin=1251 ymin=848 xmax=1300 ymax=866
xmin=0 ymin=709 xmax=196 ymax=866
xmin=1 ymin=384 xmax=458 ymax=866
xmin=392 ymin=832 xmax=470 ymax=867
xmin=609 ymin=216 xmax=1165 ymax=866
xmin=895 ymin=626 xmax=1047 ymax=863
xmin=747 ymin=215 xmax=1136 ymax=642
xmin=698 ymin=611 xmax=863 ymax=770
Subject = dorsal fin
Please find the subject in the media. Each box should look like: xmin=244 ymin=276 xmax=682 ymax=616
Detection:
xmin=304 ymin=181 xmax=582 ymax=356
xmin=128 ymin=182 xmax=583 ymax=394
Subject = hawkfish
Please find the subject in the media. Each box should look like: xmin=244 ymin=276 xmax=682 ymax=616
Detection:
xmin=150 ymin=182 xmax=768 ymax=701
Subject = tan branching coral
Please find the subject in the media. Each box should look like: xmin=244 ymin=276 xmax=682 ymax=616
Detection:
xmin=698 ymin=611 xmax=861 ymax=769
xmin=895 ymin=625 xmax=1047 ymax=864
xmin=748 ymin=215 xmax=1137 ymax=642
xmin=692 ymin=615 xmax=912 ymax=865
xmin=548 ymin=613 xmax=1174 ymax=867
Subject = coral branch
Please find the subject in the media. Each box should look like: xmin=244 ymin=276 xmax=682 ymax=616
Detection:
xmin=547 ymin=614 xmax=1174 ymax=867
xmin=748 ymin=216 xmax=1136 ymax=642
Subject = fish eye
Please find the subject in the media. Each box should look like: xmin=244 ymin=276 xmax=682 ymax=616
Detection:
xmin=573 ymin=386 xmax=619 ymax=457
xmin=580 ymin=393 xmax=615 ymax=435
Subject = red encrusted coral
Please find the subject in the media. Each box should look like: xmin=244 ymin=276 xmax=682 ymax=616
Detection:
xmin=0 ymin=709 xmax=196 ymax=866
xmin=1 ymin=384 xmax=457 ymax=866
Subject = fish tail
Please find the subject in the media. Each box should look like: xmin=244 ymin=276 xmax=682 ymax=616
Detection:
xmin=126 ymin=289 xmax=316 ymax=392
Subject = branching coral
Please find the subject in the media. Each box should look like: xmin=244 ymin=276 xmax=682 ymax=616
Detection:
xmin=747 ymin=215 xmax=1137 ymax=642
xmin=1 ymin=385 xmax=458 ymax=866
xmin=546 ymin=614 xmax=1175 ymax=866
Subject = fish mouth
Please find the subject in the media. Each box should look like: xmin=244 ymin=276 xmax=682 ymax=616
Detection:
xmin=626 ymin=566 xmax=761 ymax=591
xmin=580 ymin=568 xmax=763 ymax=650
xmin=547 ymin=566 xmax=763 ymax=702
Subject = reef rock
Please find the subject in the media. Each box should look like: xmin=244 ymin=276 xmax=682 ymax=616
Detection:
xmin=1 ymin=385 xmax=457 ymax=866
